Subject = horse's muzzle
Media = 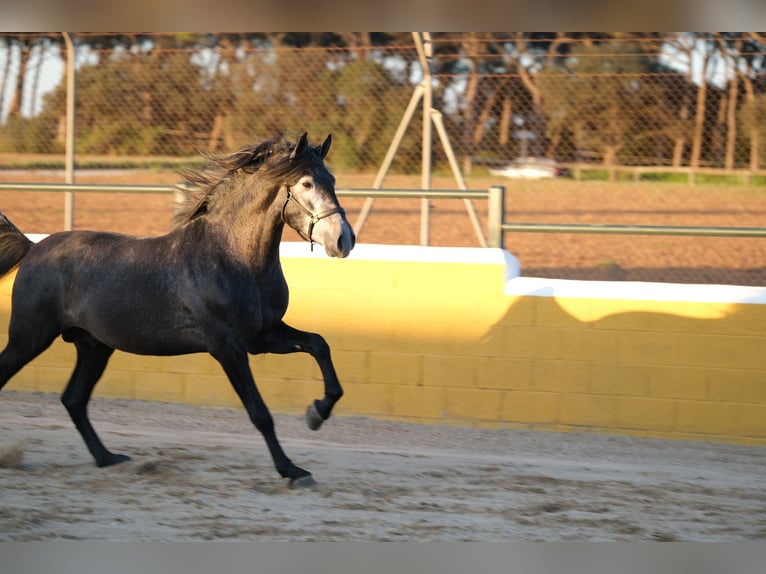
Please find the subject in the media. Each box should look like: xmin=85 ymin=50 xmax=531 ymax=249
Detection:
xmin=326 ymin=218 xmax=355 ymax=258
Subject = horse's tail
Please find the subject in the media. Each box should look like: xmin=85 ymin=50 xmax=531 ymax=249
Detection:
xmin=0 ymin=211 xmax=33 ymax=277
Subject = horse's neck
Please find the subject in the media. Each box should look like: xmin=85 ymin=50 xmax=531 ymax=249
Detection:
xmin=211 ymin=184 xmax=285 ymax=273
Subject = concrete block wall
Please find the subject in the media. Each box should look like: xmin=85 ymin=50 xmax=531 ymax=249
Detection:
xmin=2 ymin=242 xmax=765 ymax=445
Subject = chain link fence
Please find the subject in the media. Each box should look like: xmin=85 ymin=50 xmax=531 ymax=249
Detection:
xmin=1 ymin=32 xmax=765 ymax=285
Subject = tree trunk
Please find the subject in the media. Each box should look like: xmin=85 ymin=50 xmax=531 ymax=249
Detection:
xmin=715 ymin=94 xmax=727 ymax=167
xmin=0 ymin=38 xmax=11 ymax=121
xmin=715 ymin=34 xmax=742 ymax=170
xmin=6 ymin=37 xmax=34 ymax=119
xmin=460 ymin=33 xmax=482 ymax=175
xmin=690 ymin=44 xmax=711 ymax=169
xmin=472 ymin=90 xmax=497 ymax=146
xmin=724 ymin=64 xmax=739 ymax=170
xmin=672 ymin=106 xmax=688 ymax=167
xmin=499 ymin=95 xmax=511 ymax=146
xmin=742 ymin=73 xmax=759 ymax=170
xmin=28 ymin=40 xmax=47 ymax=118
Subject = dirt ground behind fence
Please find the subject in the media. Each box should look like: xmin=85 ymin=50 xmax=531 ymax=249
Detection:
xmin=1 ymin=169 xmax=765 ymax=285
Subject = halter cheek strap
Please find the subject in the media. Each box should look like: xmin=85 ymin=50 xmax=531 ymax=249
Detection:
xmin=281 ymin=188 xmax=345 ymax=251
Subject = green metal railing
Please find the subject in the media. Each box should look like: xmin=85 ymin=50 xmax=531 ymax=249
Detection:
xmin=2 ymin=182 xmax=766 ymax=247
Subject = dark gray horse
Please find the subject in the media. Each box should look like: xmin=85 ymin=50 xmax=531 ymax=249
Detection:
xmin=0 ymin=133 xmax=355 ymax=487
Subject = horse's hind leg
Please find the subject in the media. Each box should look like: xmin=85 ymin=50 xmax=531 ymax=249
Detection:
xmin=0 ymin=344 xmax=38 ymax=391
xmin=211 ymin=338 xmax=315 ymax=487
xmin=0 ymin=328 xmax=59 ymax=391
xmin=61 ymin=337 xmax=128 ymax=467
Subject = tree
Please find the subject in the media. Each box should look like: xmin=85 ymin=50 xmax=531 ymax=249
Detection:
xmin=537 ymin=38 xmax=674 ymax=174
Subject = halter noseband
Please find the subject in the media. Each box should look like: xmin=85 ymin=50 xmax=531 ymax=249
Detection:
xmin=281 ymin=187 xmax=345 ymax=251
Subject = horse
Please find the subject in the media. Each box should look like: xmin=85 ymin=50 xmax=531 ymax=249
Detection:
xmin=0 ymin=132 xmax=355 ymax=487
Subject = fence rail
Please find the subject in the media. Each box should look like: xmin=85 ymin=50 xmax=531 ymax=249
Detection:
xmin=3 ymin=182 xmax=765 ymax=251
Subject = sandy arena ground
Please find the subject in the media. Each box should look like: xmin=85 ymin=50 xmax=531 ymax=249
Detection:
xmin=1 ymin=390 xmax=764 ymax=541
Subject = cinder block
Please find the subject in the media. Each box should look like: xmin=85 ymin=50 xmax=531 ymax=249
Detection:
xmin=335 ymin=384 xmax=393 ymax=416
xmin=647 ymin=367 xmax=708 ymax=400
xmin=678 ymin=334 xmax=766 ymax=370
xmin=451 ymin=324 xmax=507 ymax=358
xmin=476 ymin=357 xmax=533 ymax=390
xmin=535 ymin=298 xmax=587 ymax=328
xmin=590 ymin=363 xmax=649 ymax=396
xmin=391 ymin=385 xmax=446 ymax=419
xmin=709 ymin=369 xmax=766 ymax=404
xmin=616 ymin=396 xmax=676 ymax=431
xmin=3 ymin=365 xmax=38 ymax=392
xmin=390 ymin=322 xmax=452 ymax=355
xmin=698 ymin=303 xmax=766 ymax=336
xmin=501 ymin=390 xmax=559 ymax=424
xmin=109 ymin=352 xmax=165 ymax=373
xmin=330 ymin=350 xmax=369 ymax=385
xmin=368 ymin=352 xmax=421 ymax=386
xmin=504 ymin=326 xmax=560 ymax=360
xmin=33 ymin=340 xmax=76 ymax=367
xmin=95 ymin=369 xmax=136 ymax=399
xmin=648 ymin=307 xmax=709 ymax=334
xmin=334 ymin=328 xmax=387 ymax=353
xmin=444 ymin=388 xmax=503 ymax=421
xmin=422 ymin=355 xmax=476 ymax=388
xmin=618 ymin=331 xmax=678 ymax=365
xmin=183 ymin=373 xmax=239 ymax=408
xmin=0 ymin=267 xmax=17 ymax=298
xmin=133 ymin=372 xmax=186 ymax=403
xmin=33 ymin=366 xmax=70 ymax=394
xmin=256 ymin=377 xmax=317 ymax=412
xmin=731 ymin=404 xmax=766 ymax=436
xmin=560 ymin=394 xmax=618 ymax=428
xmin=501 ymin=297 xmax=537 ymax=327
xmin=531 ymin=360 xmax=590 ymax=393
xmin=591 ymin=299 xmax=657 ymax=331
xmin=676 ymin=401 xmax=740 ymax=436
xmin=162 ymin=353 xmax=218 ymax=375
xmin=251 ymin=353 xmax=316 ymax=382
xmin=560 ymin=329 xmax=618 ymax=363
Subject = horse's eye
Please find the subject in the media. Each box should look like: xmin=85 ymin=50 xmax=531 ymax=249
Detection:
xmin=302 ymin=181 xmax=313 ymax=189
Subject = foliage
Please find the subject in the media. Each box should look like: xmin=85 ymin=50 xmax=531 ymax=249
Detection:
xmin=739 ymin=93 xmax=766 ymax=164
xmin=2 ymin=33 xmax=766 ymax=172
xmin=537 ymin=41 xmax=679 ymax=165
xmin=0 ymin=115 xmax=62 ymax=153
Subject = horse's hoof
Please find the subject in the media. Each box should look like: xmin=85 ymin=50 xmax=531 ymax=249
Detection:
xmin=305 ymin=401 xmax=324 ymax=431
xmin=97 ymin=453 xmax=132 ymax=468
xmin=290 ymin=474 xmax=318 ymax=489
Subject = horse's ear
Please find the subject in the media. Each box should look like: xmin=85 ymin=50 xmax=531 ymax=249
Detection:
xmin=290 ymin=132 xmax=309 ymax=160
xmin=320 ymin=134 xmax=332 ymax=159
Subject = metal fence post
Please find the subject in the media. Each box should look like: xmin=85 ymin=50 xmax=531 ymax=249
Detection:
xmin=487 ymin=185 xmax=505 ymax=249
xmin=62 ymin=32 xmax=76 ymax=231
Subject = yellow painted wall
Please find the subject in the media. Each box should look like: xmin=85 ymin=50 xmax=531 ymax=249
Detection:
xmin=2 ymin=245 xmax=765 ymax=445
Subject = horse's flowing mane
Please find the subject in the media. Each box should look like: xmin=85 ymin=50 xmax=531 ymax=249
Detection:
xmin=173 ymin=135 xmax=325 ymax=226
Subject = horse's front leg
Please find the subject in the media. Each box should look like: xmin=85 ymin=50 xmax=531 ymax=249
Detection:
xmin=252 ymin=322 xmax=343 ymax=431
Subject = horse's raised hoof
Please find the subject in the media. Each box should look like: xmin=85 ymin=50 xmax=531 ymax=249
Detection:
xmin=290 ymin=473 xmax=318 ymax=489
xmin=96 ymin=453 xmax=132 ymax=468
xmin=305 ymin=401 xmax=325 ymax=431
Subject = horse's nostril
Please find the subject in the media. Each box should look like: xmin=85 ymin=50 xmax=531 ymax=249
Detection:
xmin=338 ymin=227 xmax=355 ymax=252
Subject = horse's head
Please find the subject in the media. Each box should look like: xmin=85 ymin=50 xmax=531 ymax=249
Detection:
xmin=280 ymin=133 xmax=356 ymax=258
